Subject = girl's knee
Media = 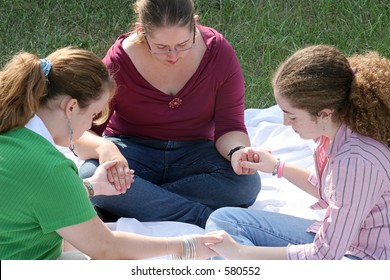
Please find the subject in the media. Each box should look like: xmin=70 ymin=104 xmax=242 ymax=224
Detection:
xmin=78 ymin=159 xmax=99 ymax=178
xmin=206 ymin=207 xmax=240 ymax=229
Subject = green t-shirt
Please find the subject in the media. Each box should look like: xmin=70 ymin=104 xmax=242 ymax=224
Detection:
xmin=0 ymin=128 xmax=96 ymax=259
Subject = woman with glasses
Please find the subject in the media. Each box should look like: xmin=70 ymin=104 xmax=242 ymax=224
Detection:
xmin=75 ymin=0 xmax=261 ymax=228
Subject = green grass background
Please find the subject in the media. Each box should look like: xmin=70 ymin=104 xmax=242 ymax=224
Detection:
xmin=1 ymin=0 xmax=389 ymax=108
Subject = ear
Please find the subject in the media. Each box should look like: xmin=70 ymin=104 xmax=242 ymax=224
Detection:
xmin=62 ymin=98 xmax=79 ymax=119
xmin=318 ymin=108 xmax=334 ymax=120
xmin=135 ymin=22 xmax=143 ymax=33
xmin=194 ymin=15 xmax=199 ymax=24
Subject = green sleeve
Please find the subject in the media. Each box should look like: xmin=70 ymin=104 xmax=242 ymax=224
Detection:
xmin=33 ymin=157 xmax=97 ymax=233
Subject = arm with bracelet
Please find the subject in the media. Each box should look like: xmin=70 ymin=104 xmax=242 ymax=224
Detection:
xmin=215 ymin=130 xmax=257 ymax=175
xmin=240 ymin=148 xmax=319 ymax=198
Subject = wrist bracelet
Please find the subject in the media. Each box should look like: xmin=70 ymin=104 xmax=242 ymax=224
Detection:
xmin=170 ymin=236 xmax=196 ymax=260
xmin=277 ymin=159 xmax=285 ymax=178
xmin=272 ymin=158 xmax=280 ymax=176
xmin=83 ymin=180 xmax=94 ymax=198
xmin=227 ymin=146 xmax=245 ymax=160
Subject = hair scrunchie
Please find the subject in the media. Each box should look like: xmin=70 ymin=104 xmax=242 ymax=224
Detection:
xmin=40 ymin=58 xmax=52 ymax=76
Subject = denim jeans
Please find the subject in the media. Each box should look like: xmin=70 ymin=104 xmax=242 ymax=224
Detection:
xmin=79 ymin=137 xmax=261 ymax=228
xmin=206 ymin=207 xmax=315 ymax=247
xmin=205 ymin=207 xmax=361 ymax=259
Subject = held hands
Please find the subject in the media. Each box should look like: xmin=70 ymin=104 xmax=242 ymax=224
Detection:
xmin=98 ymin=141 xmax=134 ymax=192
xmin=174 ymin=234 xmax=223 ymax=260
xmin=206 ymin=230 xmax=242 ymax=260
xmin=230 ymin=147 xmax=260 ymax=175
xmin=239 ymin=148 xmax=277 ymax=174
xmin=89 ymin=160 xmax=134 ymax=196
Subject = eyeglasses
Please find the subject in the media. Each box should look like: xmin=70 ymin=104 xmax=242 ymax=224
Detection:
xmin=144 ymin=27 xmax=196 ymax=55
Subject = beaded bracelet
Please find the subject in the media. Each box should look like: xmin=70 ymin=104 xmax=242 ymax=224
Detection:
xmin=272 ymin=158 xmax=280 ymax=176
xmin=271 ymin=158 xmax=285 ymax=178
xmin=83 ymin=180 xmax=94 ymax=198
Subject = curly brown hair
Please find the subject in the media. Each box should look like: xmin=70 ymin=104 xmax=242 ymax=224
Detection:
xmin=347 ymin=52 xmax=390 ymax=147
xmin=272 ymin=45 xmax=390 ymax=146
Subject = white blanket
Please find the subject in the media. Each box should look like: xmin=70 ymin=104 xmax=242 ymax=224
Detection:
xmin=60 ymin=105 xmax=324 ymax=248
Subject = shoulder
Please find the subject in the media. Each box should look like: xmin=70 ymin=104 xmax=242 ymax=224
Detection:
xmin=353 ymin=133 xmax=389 ymax=167
xmin=337 ymin=131 xmax=390 ymax=178
xmin=0 ymin=129 xmax=82 ymax=209
xmin=198 ymin=25 xmax=235 ymax=54
xmin=2 ymin=128 xmax=60 ymax=156
xmin=1 ymin=128 xmax=77 ymax=177
xmin=103 ymin=33 xmax=131 ymax=69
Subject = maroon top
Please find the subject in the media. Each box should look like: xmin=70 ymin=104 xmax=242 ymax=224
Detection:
xmin=94 ymin=25 xmax=247 ymax=141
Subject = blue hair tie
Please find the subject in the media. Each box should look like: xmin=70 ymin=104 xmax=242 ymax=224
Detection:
xmin=40 ymin=58 xmax=52 ymax=76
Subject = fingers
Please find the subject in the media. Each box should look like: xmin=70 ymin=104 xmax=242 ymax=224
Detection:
xmin=109 ymin=165 xmax=134 ymax=193
xmin=100 ymin=160 xmax=118 ymax=169
xmin=237 ymin=148 xmax=277 ymax=173
xmin=206 ymin=230 xmax=227 ymax=236
xmin=253 ymin=153 xmax=260 ymax=163
xmin=240 ymin=160 xmax=260 ymax=169
xmin=242 ymin=155 xmax=253 ymax=175
xmin=192 ymin=235 xmax=223 ymax=259
xmin=108 ymin=167 xmax=120 ymax=190
xmin=246 ymin=149 xmax=255 ymax=162
xmin=125 ymin=169 xmax=135 ymax=190
xmin=239 ymin=149 xmax=258 ymax=175
xmin=202 ymin=234 xmax=224 ymax=244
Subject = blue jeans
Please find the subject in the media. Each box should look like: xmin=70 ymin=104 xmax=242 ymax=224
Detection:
xmin=205 ymin=207 xmax=361 ymax=259
xmin=206 ymin=207 xmax=315 ymax=247
xmin=79 ymin=137 xmax=261 ymax=228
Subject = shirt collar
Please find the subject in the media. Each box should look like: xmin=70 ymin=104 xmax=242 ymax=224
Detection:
xmin=328 ymin=123 xmax=350 ymax=157
xmin=24 ymin=115 xmax=56 ymax=146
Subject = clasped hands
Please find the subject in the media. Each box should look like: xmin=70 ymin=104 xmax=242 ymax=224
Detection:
xmin=87 ymin=142 xmax=134 ymax=196
xmin=231 ymin=147 xmax=278 ymax=175
xmin=95 ymin=146 xmax=279 ymax=195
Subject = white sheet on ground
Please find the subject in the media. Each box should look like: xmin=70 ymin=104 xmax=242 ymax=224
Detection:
xmin=59 ymin=105 xmax=324 ymax=247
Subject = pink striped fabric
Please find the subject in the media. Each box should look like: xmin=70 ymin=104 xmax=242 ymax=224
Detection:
xmin=288 ymin=123 xmax=390 ymax=259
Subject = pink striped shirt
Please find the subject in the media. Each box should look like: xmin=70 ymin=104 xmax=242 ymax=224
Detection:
xmin=288 ymin=123 xmax=390 ymax=259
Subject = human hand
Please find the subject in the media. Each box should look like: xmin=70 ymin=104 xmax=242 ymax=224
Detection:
xmin=240 ymin=148 xmax=277 ymax=174
xmin=89 ymin=160 xmax=134 ymax=196
xmin=230 ymin=148 xmax=259 ymax=175
xmin=185 ymin=234 xmax=223 ymax=260
xmin=206 ymin=230 xmax=242 ymax=260
xmin=98 ymin=142 xmax=133 ymax=192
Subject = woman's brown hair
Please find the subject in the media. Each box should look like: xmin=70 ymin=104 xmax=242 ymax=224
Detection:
xmin=133 ymin=0 xmax=195 ymax=43
xmin=0 ymin=46 xmax=115 ymax=134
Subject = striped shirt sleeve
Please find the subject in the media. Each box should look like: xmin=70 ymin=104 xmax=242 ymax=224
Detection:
xmin=288 ymin=155 xmax=386 ymax=259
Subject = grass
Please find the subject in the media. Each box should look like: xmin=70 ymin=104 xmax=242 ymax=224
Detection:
xmin=1 ymin=0 xmax=389 ymax=108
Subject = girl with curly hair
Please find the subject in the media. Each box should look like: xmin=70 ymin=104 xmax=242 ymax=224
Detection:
xmin=206 ymin=45 xmax=390 ymax=260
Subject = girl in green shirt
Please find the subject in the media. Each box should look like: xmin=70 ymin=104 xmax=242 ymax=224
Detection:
xmin=0 ymin=46 xmax=221 ymax=260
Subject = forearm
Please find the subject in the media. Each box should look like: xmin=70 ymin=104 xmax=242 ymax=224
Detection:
xmin=73 ymin=130 xmax=112 ymax=160
xmin=282 ymin=163 xmax=319 ymax=198
xmin=215 ymin=131 xmax=251 ymax=160
xmin=60 ymin=218 xmax=182 ymax=260
xmin=216 ymin=242 xmax=288 ymax=260
xmin=237 ymin=245 xmax=288 ymax=260
xmin=108 ymin=232 xmax=182 ymax=260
